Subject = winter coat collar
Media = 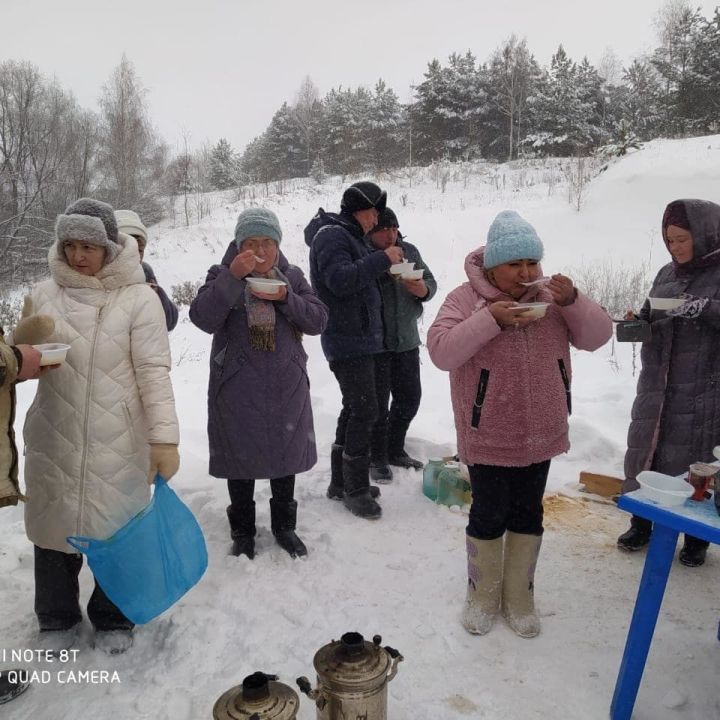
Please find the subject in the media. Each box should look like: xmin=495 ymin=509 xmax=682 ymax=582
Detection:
xmin=48 ymin=232 xmax=146 ymax=291
xmin=303 ymin=207 xmax=363 ymax=247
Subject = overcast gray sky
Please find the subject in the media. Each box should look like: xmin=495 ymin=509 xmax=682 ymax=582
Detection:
xmin=3 ymin=0 xmax=718 ymax=154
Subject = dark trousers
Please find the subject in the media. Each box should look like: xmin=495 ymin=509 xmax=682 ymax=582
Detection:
xmin=227 ymin=475 xmax=295 ymax=505
xmin=34 ymin=546 xmax=133 ymax=632
xmin=467 ymin=460 xmax=551 ymax=540
xmin=371 ymin=348 xmax=422 ymax=461
xmin=329 ymin=355 xmax=379 ymax=457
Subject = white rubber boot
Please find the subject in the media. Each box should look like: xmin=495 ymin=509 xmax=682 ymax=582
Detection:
xmin=502 ymin=531 xmax=542 ymax=638
xmin=460 ymin=535 xmax=503 ymax=635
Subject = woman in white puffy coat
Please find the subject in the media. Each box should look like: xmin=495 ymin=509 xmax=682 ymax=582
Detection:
xmin=22 ymin=198 xmax=180 ymax=654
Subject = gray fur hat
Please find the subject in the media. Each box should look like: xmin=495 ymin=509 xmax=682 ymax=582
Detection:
xmin=56 ymin=198 xmax=121 ymax=264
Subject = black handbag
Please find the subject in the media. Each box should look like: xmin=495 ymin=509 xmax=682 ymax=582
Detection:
xmin=615 ymin=320 xmax=652 ymax=343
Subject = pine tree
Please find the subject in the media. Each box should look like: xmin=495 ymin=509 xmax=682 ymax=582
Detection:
xmin=368 ymin=79 xmax=404 ymax=171
xmin=412 ymin=53 xmax=485 ymax=162
xmin=240 ymin=135 xmax=271 ymax=184
xmin=323 ymin=86 xmax=373 ymax=175
xmin=575 ymin=57 xmax=610 ymax=146
xmin=619 ymin=59 xmax=664 ymax=139
xmin=209 ymin=138 xmax=239 ymax=190
xmin=412 ymin=59 xmax=452 ymax=162
xmin=263 ymin=102 xmax=306 ymax=179
xmin=679 ymin=9 xmax=720 ymax=130
xmin=651 ymin=1 xmax=703 ymax=134
xmin=524 ymin=46 xmax=597 ymax=155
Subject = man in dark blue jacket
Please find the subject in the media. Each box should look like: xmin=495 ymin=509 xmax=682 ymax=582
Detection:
xmin=304 ymin=181 xmax=402 ymax=519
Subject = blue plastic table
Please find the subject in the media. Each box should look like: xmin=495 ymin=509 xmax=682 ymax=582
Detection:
xmin=611 ymin=489 xmax=720 ymax=720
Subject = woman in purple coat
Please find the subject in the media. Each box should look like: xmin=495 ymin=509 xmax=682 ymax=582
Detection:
xmin=190 ymin=208 xmax=328 ymax=559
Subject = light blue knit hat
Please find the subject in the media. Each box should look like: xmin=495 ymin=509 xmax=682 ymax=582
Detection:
xmin=234 ymin=207 xmax=282 ymax=247
xmin=484 ymin=211 xmax=543 ymax=270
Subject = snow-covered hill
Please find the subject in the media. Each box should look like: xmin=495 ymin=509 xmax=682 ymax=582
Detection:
xmin=3 ymin=136 xmax=720 ymax=719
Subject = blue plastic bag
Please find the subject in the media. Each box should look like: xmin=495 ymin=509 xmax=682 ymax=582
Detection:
xmin=67 ymin=475 xmax=208 ymax=624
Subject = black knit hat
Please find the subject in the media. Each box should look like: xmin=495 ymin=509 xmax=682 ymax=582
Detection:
xmin=370 ymin=207 xmax=399 ymax=233
xmin=341 ymin=181 xmax=387 ymax=215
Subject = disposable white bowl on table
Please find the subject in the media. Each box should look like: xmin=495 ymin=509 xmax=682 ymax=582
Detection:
xmin=245 ymin=278 xmax=286 ymax=296
xmin=389 ymin=262 xmax=415 ymax=275
xmin=401 ymin=269 xmax=424 ymax=280
xmin=33 ymin=343 xmax=71 ymax=366
xmin=648 ymin=297 xmax=684 ymax=311
xmin=636 ymin=470 xmax=693 ymax=507
xmin=513 ymin=302 xmax=550 ymax=319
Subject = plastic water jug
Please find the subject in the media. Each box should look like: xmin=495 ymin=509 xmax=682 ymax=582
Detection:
xmin=436 ymin=462 xmax=472 ymax=507
xmin=423 ymin=458 xmax=472 ymax=507
xmin=422 ymin=458 xmax=445 ymax=501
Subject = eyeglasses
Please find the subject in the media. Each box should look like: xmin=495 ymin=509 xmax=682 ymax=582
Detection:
xmin=241 ymin=237 xmax=276 ymax=251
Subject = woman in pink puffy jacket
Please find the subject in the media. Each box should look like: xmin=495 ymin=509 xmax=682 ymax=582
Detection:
xmin=428 ymin=210 xmax=612 ymax=639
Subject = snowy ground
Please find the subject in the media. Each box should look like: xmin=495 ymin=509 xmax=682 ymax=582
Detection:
xmin=2 ymin=136 xmax=720 ymax=719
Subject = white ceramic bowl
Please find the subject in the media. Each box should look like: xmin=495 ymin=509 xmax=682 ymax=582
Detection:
xmin=389 ymin=262 xmax=415 ymax=275
xmin=648 ymin=297 xmax=684 ymax=311
xmin=33 ymin=343 xmax=71 ymax=366
xmin=401 ymin=269 xmax=424 ymax=280
xmin=514 ymin=302 xmax=550 ymax=319
xmin=636 ymin=470 xmax=693 ymax=507
xmin=246 ymin=278 xmax=286 ymax=296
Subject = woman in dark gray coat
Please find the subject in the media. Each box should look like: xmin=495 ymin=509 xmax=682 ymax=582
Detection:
xmin=617 ymin=199 xmax=720 ymax=567
xmin=190 ymin=208 xmax=328 ymax=559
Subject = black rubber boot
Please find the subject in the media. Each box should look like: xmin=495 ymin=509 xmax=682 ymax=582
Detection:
xmin=679 ymin=535 xmax=709 ymax=567
xmin=388 ymin=450 xmax=424 ymax=470
xmin=617 ymin=515 xmax=652 ymax=552
xmin=0 ymin=669 xmax=30 ymax=705
xmin=227 ymin=502 xmax=256 ymax=559
xmin=270 ymin=499 xmax=307 ymax=558
xmin=370 ymin=461 xmax=393 ymax=483
xmin=342 ymin=453 xmax=382 ymax=520
xmin=328 ymin=444 xmax=380 ymax=500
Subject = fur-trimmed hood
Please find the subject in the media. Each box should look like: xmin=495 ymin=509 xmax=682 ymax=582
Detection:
xmin=49 ymin=232 xmax=145 ymax=291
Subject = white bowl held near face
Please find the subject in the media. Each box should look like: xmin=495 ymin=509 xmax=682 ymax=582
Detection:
xmin=513 ymin=302 xmax=550 ymax=319
xmin=246 ymin=278 xmax=286 ymax=295
xmin=401 ymin=269 xmax=424 ymax=281
xmin=33 ymin=343 xmax=71 ymax=366
xmin=389 ymin=262 xmax=415 ymax=275
xmin=636 ymin=470 xmax=693 ymax=507
xmin=648 ymin=297 xmax=685 ymax=311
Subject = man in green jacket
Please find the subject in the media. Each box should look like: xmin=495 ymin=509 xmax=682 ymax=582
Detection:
xmin=367 ymin=208 xmax=437 ymax=481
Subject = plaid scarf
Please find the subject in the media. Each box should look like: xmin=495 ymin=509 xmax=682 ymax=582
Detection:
xmin=244 ymin=267 xmax=291 ymax=351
